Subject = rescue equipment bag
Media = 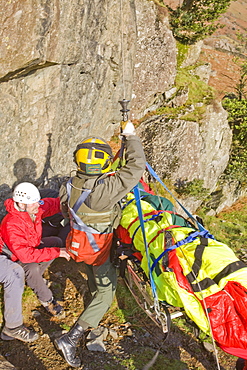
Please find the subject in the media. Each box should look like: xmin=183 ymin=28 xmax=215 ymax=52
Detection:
xmin=65 ymin=178 xmax=114 ymax=265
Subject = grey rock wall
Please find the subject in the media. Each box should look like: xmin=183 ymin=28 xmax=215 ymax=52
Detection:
xmin=137 ymin=101 xmax=232 ymax=213
xmin=0 ymin=0 xmax=176 ymax=192
xmin=0 ymin=0 xmax=235 ymax=216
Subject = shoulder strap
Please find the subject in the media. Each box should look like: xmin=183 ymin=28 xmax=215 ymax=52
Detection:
xmin=66 ymin=178 xmax=92 ymax=221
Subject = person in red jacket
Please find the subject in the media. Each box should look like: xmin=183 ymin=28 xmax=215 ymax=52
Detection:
xmin=1 ymin=182 xmax=70 ymax=317
xmin=0 ymin=234 xmax=39 ymax=342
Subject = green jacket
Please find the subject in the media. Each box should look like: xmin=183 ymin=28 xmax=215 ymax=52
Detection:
xmin=60 ymin=135 xmax=146 ymax=233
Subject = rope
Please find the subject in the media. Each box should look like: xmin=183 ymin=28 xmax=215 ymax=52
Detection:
xmin=147 ymin=167 xmax=221 ymax=370
xmin=120 ymin=0 xmax=126 ymax=99
xmin=146 ymin=162 xmax=207 ymax=233
xmin=118 ymin=3 xmax=220 ymax=367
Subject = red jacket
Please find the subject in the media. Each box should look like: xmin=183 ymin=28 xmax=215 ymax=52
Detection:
xmin=0 ymin=233 xmax=4 ymax=254
xmin=1 ymin=198 xmax=61 ymax=263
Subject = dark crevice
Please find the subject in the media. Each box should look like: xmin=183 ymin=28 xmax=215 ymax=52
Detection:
xmin=0 ymin=61 xmax=58 ymax=82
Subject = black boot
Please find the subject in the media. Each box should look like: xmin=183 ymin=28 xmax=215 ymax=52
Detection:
xmin=54 ymin=323 xmax=84 ymax=368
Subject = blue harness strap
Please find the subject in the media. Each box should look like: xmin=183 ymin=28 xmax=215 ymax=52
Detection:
xmin=66 ymin=178 xmax=100 ymax=253
xmin=150 ymin=229 xmax=215 ymax=272
xmin=132 ymin=163 xmax=215 ymax=277
xmin=146 ymin=162 xmax=207 ymax=232
xmin=131 ymin=211 xmax=166 ymax=241
xmin=133 ymin=185 xmax=158 ymax=301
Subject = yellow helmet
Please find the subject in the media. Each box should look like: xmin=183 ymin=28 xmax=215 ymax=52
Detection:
xmin=74 ymin=136 xmax=113 ymax=175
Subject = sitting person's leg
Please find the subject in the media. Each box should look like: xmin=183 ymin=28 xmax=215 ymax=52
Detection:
xmin=39 ymin=236 xmax=63 ymax=248
xmin=0 ymin=255 xmax=39 ymax=342
xmin=21 ymin=261 xmax=64 ymax=317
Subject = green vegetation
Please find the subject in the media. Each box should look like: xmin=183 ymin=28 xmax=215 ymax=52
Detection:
xmin=223 ymin=59 xmax=247 ymax=100
xmin=156 ymin=105 xmax=183 ymax=119
xmin=236 ymin=32 xmax=247 ymax=53
xmin=103 ymin=347 xmax=187 ymax=370
xmin=176 ymin=42 xmax=189 ymax=68
xmin=174 ymin=178 xmax=210 ymax=200
xmin=105 ymin=279 xmax=148 ymax=327
xmin=180 ymin=105 xmax=206 ymax=122
xmin=118 ymin=348 xmax=187 ymax=370
xmin=175 ymin=68 xmax=214 ymax=106
xmin=167 ymin=0 xmax=234 ymax=45
xmin=222 ymin=98 xmax=247 ymax=183
xmin=149 ymin=179 xmax=177 ymax=205
xmin=197 ymin=197 xmax=247 ymax=257
xmin=221 ymin=60 xmax=247 ymax=183
xmin=156 ymin=64 xmax=214 ymax=123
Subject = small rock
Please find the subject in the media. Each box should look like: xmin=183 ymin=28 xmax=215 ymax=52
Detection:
xmin=108 ymin=329 xmax=118 ymax=340
xmin=203 ymin=341 xmax=215 ymax=352
xmin=102 ymin=327 xmax=108 ymax=340
xmin=41 ymin=334 xmax=49 ymax=339
xmin=86 ymin=339 xmax=106 ymax=352
xmin=32 ymin=310 xmax=41 ymax=318
xmin=54 ymin=271 xmax=63 ymax=278
xmin=87 ymin=326 xmax=106 ymax=341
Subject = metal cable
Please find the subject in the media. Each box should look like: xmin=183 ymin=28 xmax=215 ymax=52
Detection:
xmin=150 ymin=173 xmax=221 ymax=370
xmin=120 ymin=0 xmax=126 ymax=98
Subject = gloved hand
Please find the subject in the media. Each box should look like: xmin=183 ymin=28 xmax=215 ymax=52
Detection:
xmin=121 ymin=120 xmax=136 ymax=136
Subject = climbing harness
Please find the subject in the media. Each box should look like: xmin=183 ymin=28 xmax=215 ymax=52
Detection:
xmin=65 ymin=178 xmax=114 ymax=265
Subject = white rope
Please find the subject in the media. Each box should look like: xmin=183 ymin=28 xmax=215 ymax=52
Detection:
xmin=120 ymin=0 xmax=126 ymax=99
xmin=178 ymin=248 xmax=221 ymax=370
xmin=150 ymin=175 xmax=221 ymax=370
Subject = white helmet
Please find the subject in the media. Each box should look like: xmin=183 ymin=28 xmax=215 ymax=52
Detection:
xmin=13 ymin=182 xmax=41 ymax=204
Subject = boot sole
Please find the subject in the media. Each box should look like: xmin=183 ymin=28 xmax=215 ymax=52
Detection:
xmin=1 ymin=332 xmax=15 ymax=341
xmin=1 ymin=331 xmax=39 ymax=342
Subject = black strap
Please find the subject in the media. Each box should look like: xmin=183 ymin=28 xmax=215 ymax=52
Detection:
xmin=162 ymin=231 xmax=173 ymax=271
xmin=1 ymin=244 xmax=13 ymax=259
xmin=75 ymin=142 xmax=112 ymax=157
xmin=213 ymin=260 xmax=247 ymax=285
xmin=186 ymin=237 xmax=208 ymax=283
xmin=186 ymin=237 xmax=247 ymax=292
xmin=189 ymin=277 xmax=216 ymax=293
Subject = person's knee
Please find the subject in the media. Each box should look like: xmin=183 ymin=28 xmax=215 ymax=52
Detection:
xmin=96 ymin=287 xmax=116 ymax=306
xmin=41 ymin=236 xmax=63 ymax=247
xmin=3 ymin=263 xmax=25 ymax=289
xmin=14 ymin=264 xmax=25 ymax=280
xmin=54 ymin=237 xmax=63 ymax=247
xmin=24 ymin=263 xmax=40 ymax=279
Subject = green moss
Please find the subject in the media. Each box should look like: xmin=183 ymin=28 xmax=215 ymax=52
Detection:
xmin=149 ymin=179 xmax=177 ymax=205
xmin=180 ymin=105 xmax=206 ymax=122
xmin=175 ymin=179 xmax=210 ymax=200
xmin=197 ymin=198 xmax=247 ymax=257
xmin=156 ymin=106 xmax=183 ymax=118
xmin=176 ymin=68 xmax=214 ymax=106
xmin=177 ymin=41 xmax=189 ymax=68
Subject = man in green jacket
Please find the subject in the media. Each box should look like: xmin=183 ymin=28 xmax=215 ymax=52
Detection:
xmin=55 ymin=121 xmax=146 ymax=367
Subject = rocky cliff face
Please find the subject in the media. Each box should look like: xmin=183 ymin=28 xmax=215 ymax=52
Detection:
xmin=0 ymin=0 xmax=176 ymax=189
xmin=0 ymin=0 xmax=233 ymax=216
xmin=137 ymin=101 xmax=232 ymax=214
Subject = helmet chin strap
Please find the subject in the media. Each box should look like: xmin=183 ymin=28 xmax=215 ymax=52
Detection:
xmin=101 ymin=157 xmax=111 ymax=171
